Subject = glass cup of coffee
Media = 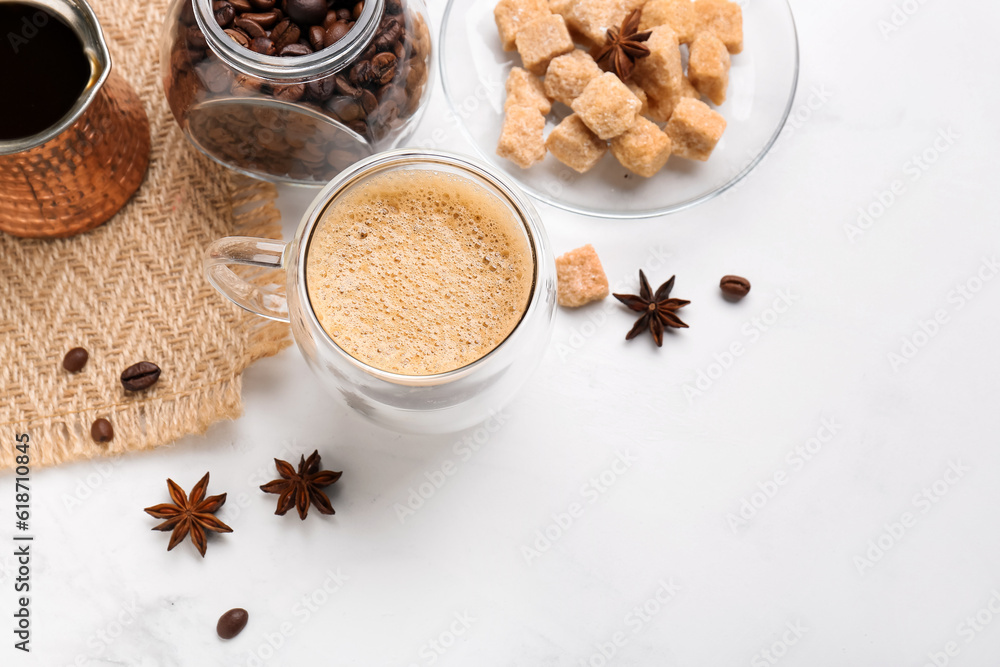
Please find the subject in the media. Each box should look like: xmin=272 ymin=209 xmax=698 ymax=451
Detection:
xmin=205 ymin=149 xmax=556 ymax=433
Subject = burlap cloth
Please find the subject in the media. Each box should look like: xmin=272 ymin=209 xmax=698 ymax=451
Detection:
xmin=0 ymin=0 xmax=291 ymax=469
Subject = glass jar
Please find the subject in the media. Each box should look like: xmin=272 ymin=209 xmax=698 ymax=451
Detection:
xmin=161 ymin=0 xmax=432 ymax=184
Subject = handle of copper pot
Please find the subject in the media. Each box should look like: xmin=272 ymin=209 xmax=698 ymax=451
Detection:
xmin=205 ymin=236 xmax=290 ymax=323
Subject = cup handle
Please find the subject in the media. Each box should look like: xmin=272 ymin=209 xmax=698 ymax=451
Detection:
xmin=205 ymin=236 xmax=290 ymax=323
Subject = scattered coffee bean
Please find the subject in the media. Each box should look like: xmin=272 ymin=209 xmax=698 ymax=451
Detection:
xmin=62 ymin=347 xmax=89 ymax=373
xmin=91 ymin=418 xmax=114 ymax=444
xmin=720 ymin=275 xmax=751 ymax=300
xmin=248 ymin=0 xmax=274 ymax=9
xmin=231 ymin=0 xmax=253 ymax=10
xmin=284 ymin=0 xmax=326 ymax=25
xmin=217 ymin=608 xmax=249 ymax=639
xmin=121 ymin=361 xmax=161 ymax=391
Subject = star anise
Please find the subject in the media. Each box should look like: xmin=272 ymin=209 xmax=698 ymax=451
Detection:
xmin=260 ymin=450 xmax=342 ymax=520
xmin=594 ymin=9 xmax=651 ymax=81
xmin=613 ymin=271 xmax=690 ymax=346
xmin=144 ymin=473 xmax=233 ymax=557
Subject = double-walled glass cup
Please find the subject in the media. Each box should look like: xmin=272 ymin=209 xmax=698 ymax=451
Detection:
xmin=205 ymin=150 xmax=556 ymax=433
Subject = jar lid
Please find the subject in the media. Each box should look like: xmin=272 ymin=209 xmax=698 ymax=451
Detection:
xmin=193 ymin=0 xmax=386 ymax=82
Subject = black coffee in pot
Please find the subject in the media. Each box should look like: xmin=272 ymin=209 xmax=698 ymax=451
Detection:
xmin=0 ymin=3 xmax=91 ymax=140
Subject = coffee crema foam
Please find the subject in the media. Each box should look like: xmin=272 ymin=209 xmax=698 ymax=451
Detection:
xmin=306 ymin=169 xmax=534 ymax=375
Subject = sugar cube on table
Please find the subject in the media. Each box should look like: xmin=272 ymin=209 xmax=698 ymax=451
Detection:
xmin=505 ymin=67 xmax=552 ymax=114
xmin=555 ymin=244 xmax=610 ymax=307
xmin=544 ymin=49 xmax=603 ymax=106
xmin=631 ymin=24 xmax=684 ymax=121
xmin=665 ymin=97 xmax=727 ymax=161
xmin=546 ymin=114 xmax=608 ymax=173
xmin=639 ymin=0 xmax=698 ymax=43
xmin=515 ymin=14 xmax=576 ymax=75
xmin=693 ymin=0 xmax=743 ymax=54
xmin=688 ymin=34 xmax=730 ymax=105
xmin=610 ymin=116 xmax=672 ymax=177
xmin=494 ymin=0 xmax=551 ymax=51
xmin=570 ymin=71 xmax=642 ymax=139
xmin=497 ymin=104 xmax=547 ymax=168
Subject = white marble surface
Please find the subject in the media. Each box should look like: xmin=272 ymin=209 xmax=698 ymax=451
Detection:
xmin=7 ymin=0 xmax=1000 ymax=665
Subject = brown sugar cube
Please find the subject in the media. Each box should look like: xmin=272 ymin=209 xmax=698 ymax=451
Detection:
xmin=681 ymin=75 xmax=701 ymax=100
xmin=632 ymin=25 xmax=684 ymax=121
xmin=566 ymin=0 xmax=645 ymax=44
xmin=626 ymin=82 xmax=648 ymax=114
xmin=688 ymin=34 xmax=730 ymax=105
xmin=515 ymin=14 xmax=575 ymax=75
xmin=495 ymin=0 xmax=551 ymax=51
xmin=505 ymin=67 xmax=552 ymax=114
xmin=693 ymin=0 xmax=743 ymax=54
xmin=639 ymin=0 xmax=698 ymax=43
xmin=550 ymin=0 xmax=598 ymax=47
xmin=549 ymin=0 xmax=598 ymax=48
xmin=549 ymin=0 xmax=575 ymax=19
xmin=497 ymin=104 xmax=547 ymax=168
xmin=544 ymin=50 xmax=603 ymax=106
xmin=645 ymin=88 xmax=682 ymax=123
xmin=545 ymin=113 xmax=608 ymax=172
xmin=665 ymin=97 xmax=726 ymax=161
xmin=610 ymin=116 xmax=672 ymax=177
xmin=555 ymin=244 xmax=610 ymax=307
xmin=570 ymin=72 xmax=641 ymax=139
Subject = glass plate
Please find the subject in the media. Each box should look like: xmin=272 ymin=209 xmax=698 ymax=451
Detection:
xmin=438 ymin=0 xmax=799 ymax=219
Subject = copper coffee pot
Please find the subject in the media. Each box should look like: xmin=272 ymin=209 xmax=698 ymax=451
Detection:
xmin=0 ymin=0 xmax=151 ymax=238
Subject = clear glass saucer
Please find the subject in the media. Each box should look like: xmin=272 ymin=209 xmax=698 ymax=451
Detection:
xmin=438 ymin=0 xmax=799 ymax=219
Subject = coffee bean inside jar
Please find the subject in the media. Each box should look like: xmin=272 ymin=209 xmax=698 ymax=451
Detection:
xmin=163 ymin=0 xmax=432 ymax=183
